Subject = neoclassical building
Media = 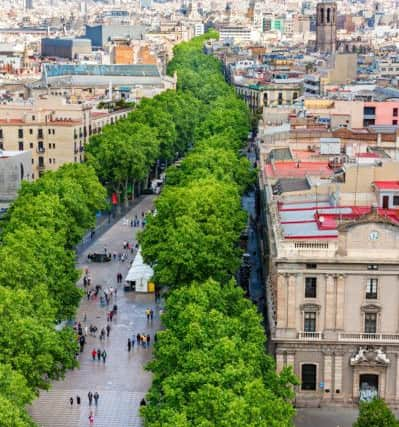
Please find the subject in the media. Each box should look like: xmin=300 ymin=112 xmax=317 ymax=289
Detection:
xmin=264 ymin=183 xmax=399 ymax=406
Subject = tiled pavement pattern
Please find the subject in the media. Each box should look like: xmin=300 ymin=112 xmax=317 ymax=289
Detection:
xmin=29 ymin=196 xmax=160 ymax=427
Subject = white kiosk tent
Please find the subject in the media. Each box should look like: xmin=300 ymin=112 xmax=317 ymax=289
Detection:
xmin=125 ymin=249 xmax=154 ymax=292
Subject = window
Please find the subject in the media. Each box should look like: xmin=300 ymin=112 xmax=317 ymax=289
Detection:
xmin=49 ymin=143 xmax=51 ymax=149
xmin=366 ymin=278 xmax=378 ymax=299
xmin=306 ymin=263 xmax=317 ymax=269
xmin=18 ymin=141 xmax=23 ymax=151
xmin=18 ymin=129 xmax=23 ymax=138
xmin=393 ymin=108 xmax=398 ymax=117
xmin=32 ymin=115 xmax=35 ymax=121
xmin=393 ymin=120 xmax=398 ymax=125
xmin=48 ymin=129 xmax=51 ymax=135
xmin=29 ymin=142 xmax=33 ymax=149
xmin=304 ymin=312 xmax=316 ymax=332
xmin=301 ymin=364 xmax=317 ymax=390
xmin=49 ymin=158 xmax=52 ymax=164
xmin=53 ymin=144 xmax=56 ymax=149
xmin=0 ymin=129 xmax=3 ymax=138
xmin=31 ymin=159 xmax=34 ymax=164
xmin=367 ymin=264 xmax=378 ymax=270
xmin=305 ymin=277 xmax=317 ymax=298
xmin=393 ymin=196 xmax=399 ymax=206
xmin=365 ymin=313 xmax=377 ymax=333
xmin=29 ymin=129 xmax=33 ymax=135
xmin=38 ymin=129 xmax=43 ymax=139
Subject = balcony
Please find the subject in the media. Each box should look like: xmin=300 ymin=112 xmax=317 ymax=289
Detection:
xmin=38 ymin=164 xmax=45 ymax=171
xmin=36 ymin=147 xmax=45 ymax=153
xmin=338 ymin=333 xmax=399 ymax=343
xmin=298 ymin=331 xmax=323 ymax=340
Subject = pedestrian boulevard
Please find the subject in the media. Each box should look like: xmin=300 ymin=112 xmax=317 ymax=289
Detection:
xmin=29 ymin=195 xmax=159 ymax=427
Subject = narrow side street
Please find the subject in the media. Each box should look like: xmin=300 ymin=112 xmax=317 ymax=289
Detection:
xmin=29 ymin=195 xmax=159 ymax=427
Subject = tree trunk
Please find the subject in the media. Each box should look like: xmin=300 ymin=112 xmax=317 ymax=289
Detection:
xmin=131 ymin=179 xmax=135 ymax=201
xmin=124 ymin=178 xmax=129 ymax=209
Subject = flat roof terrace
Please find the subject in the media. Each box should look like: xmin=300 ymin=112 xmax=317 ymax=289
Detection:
xmin=278 ymin=202 xmax=399 ymax=239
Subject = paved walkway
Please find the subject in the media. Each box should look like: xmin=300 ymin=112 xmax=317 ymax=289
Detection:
xmin=29 ymin=195 xmax=159 ymax=427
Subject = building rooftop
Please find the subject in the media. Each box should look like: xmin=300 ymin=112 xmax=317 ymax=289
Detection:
xmin=374 ymin=181 xmax=399 ymax=190
xmin=44 ymin=64 xmax=160 ymax=78
xmin=278 ymin=201 xmax=399 ymax=239
xmin=265 ymin=161 xmax=333 ymax=178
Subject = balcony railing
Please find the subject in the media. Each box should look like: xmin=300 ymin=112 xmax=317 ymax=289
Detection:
xmin=298 ymin=331 xmax=323 ymax=340
xmin=338 ymin=333 xmax=399 ymax=343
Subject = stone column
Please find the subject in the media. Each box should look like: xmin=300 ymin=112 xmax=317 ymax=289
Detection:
xmin=324 ymin=353 xmax=333 ymax=398
xmin=325 ymin=274 xmax=336 ymax=330
xmin=336 ymin=275 xmax=345 ymax=330
xmin=287 ymin=353 xmax=295 ymax=370
xmin=276 ymin=353 xmax=285 ymax=373
xmin=287 ymin=275 xmax=297 ymax=329
xmin=277 ymin=274 xmax=287 ymax=328
xmin=334 ymin=354 xmax=343 ymax=397
xmin=396 ymin=355 xmax=399 ymax=401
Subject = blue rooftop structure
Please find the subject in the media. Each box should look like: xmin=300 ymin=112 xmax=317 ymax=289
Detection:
xmin=44 ymin=64 xmax=160 ymax=78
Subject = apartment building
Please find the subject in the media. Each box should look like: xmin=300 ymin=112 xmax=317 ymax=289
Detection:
xmin=0 ymin=96 xmax=130 ymax=179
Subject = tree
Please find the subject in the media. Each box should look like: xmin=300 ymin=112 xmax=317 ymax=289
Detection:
xmin=140 ymin=178 xmax=246 ymax=288
xmin=354 ymin=399 xmax=399 ymax=427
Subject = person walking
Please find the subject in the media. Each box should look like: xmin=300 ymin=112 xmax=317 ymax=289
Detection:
xmin=136 ymin=333 xmax=141 ymax=345
xmin=146 ymin=308 xmax=151 ymax=320
xmin=76 ymin=395 xmax=81 ymax=405
xmin=91 ymin=348 xmax=97 ymax=361
xmin=97 ymin=348 xmax=101 ymax=361
xmin=131 ymin=335 xmax=135 ymax=349
xmin=147 ymin=334 xmax=151 ymax=346
xmin=93 ymin=392 xmax=99 ymax=406
xmin=88 ymin=392 xmax=93 ymax=406
xmin=69 ymin=397 xmax=74 ymax=406
xmin=106 ymin=324 xmax=111 ymax=337
xmin=88 ymin=411 xmax=94 ymax=425
xmin=150 ymin=309 xmax=154 ymax=321
xmin=102 ymin=350 xmax=107 ymax=363
xmin=142 ymin=334 xmax=147 ymax=349
xmin=127 ymin=338 xmax=131 ymax=352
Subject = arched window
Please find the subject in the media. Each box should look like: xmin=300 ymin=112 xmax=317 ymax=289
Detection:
xmin=327 ymin=8 xmax=331 ymax=23
xmin=320 ymin=7 xmax=324 ymax=24
xmin=301 ymin=364 xmax=317 ymax=390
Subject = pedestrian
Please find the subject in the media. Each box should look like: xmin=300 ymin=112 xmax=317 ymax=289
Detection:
xmin=131 ymin=335 xmax=135 ymax=348
xmin=147 ymin=334 xmax=151 ymax=346
xmin=69 ymin=397 xmax=74 ymax=406
xmin=106 ymin=312 xmax=110 ymax=322
xmin=87 ymin=290 xmax=91 ymax=301
xmin=104 ymin=246 xmax=107 ymax=254
xmin=106 ymin=324 xmax=111 ymax=337
xmin=128 ymin=338 xmax=131 ymax=352
xmin=88 ymin=391 xmax=93 ymax=406
xmin=102 ymin=350 xmax=107 ymax=363
xmin=146 ymin=308 xmax=150 ymax=320
xmin=142 ymin=334 xmax=147 ymax=348
xmin=79 ymin=335 xmax=85 ymax=352
xmin=91 ymin=348 xmax=96 ymax=361
xmin=136 ymin=333 xmax=141 ymax=345
xmin=76 ymin=395 xmax=81 ymax=405
xmin=84 ymin=325 xmax=88 ymax=336
xmin=109 ymin=310 xmax=114 ymax=322
xmin=113 ymin=252 xmax=117 ymax=261
xmin=94 ymin=392 xmax=99 ymax=406
xmin=154 ymin=332 xmax=158 ymax=343
xmin=88 ymin=411 xmax=94 ymax=425
xmin=150 ymin=309 xmax=154 ymax=320
xmin=97 ymin=348 xmax=101 ymax=361
xmin=83 ymin=276 xmax=88 ymax=287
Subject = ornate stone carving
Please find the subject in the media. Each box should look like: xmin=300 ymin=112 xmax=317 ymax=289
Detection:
xmin=350 ymin=346 xmax=390 ymax=366
xmin=300 ymin=303 xmax=321 ymax=312
xmin=360 ymin=303 xmax=381 ymax=313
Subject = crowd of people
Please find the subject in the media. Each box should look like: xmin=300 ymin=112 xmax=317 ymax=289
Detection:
xmin=67 ymin=208 xmax=159 ymax=425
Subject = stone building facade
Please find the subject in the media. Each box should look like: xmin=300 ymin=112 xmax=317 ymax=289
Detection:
xmin=316 ymin=1 xmax=337 ymax=54
xmin=267 ymin=206 xmax=399 ymax=406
